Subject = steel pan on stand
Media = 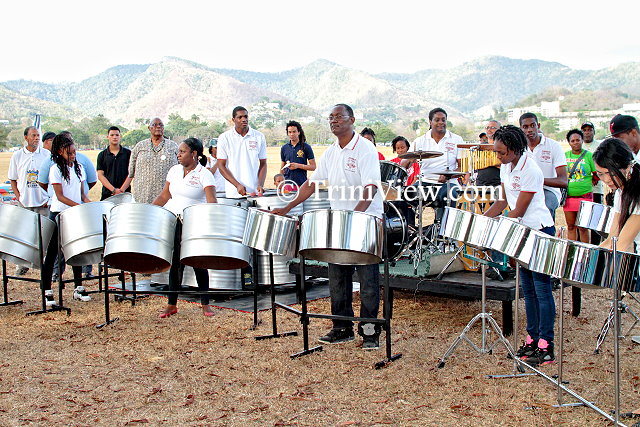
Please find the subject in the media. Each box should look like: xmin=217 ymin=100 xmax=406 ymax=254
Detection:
xmin=0 ymin=204 xmax=55 ymax=269
xmin=58 ymin=201 xmax=115 ymax=266
xmin=103 ymin=192 xmax=135 ymax=205
xmin=576 ymin=201 xmax=613 ymax=236
xmin=298 ymin=209 xmax=383 ymax=265
xmin=302 ymin=189 xmax=331 ymax=212
xmin=104 ymin=203 xmax=177 ymax=274
xmin=180 ymin=203 xmax=250 ymax=270
xmin=528 ymin=234 xmax=568 ymax=279
xmin=488 ymin=217 xmax=543 ymax=268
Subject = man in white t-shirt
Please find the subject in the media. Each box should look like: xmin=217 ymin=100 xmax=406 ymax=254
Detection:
xmin=409 ymin=107 xmax=462 ymax=221
xmin=217 ymin=106 xmax=267 ymax=198
xmin=273 ymin=104 xmax=383 ymax=350
xmin=519 ymin=113 xmax=568 ymax=220
xmin=7 ymin=126 xmax=51 ymax=275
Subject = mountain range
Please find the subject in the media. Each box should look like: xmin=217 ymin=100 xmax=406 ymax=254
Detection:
xmin=1 ymin=55 xmax=639 ymax=126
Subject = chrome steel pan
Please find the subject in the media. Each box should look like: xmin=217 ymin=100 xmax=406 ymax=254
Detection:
xmin=0 ymin=204 xmax=55 ymax=268
xmin=181 ymin=203 xmax=250 ymax=270
xmin=439 ymin=207 xmax=473 ymax=242
xmin=302 ymin=189 xmax=331 ymax=212
xmin=562 ymin=241 xmax=609 ymax=288
xmin=465 ymin=213 xmax=500 ymax=249
xmin=576 ymin=201 xmax=613 ymax=234
xmin=103 ymin=192 xmax=135 ymax=205
xmin=488 ymin=217 xmax=542 ymax=267
xmin=59 ymin=201 xmax=115 ymax=266
xmin=528 ymin=234 xmax=568 ymax=278
xmin=299 ymin=209 xmax=383 ymax=265
xmin=104 ymin=203 xmax=177 ymax=273
xmin=250 ymin=194 xmax=303 ymax=216
xmin=242 ymin=208 xmax=298 ymax=257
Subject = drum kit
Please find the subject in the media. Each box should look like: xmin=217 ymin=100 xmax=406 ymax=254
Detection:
xmin=379 ymin=150 xmax=467 ymax=272
xmin=435 ymin=202 xmax=639 ymax=425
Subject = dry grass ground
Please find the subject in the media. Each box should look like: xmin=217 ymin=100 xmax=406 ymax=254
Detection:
xmin=1 ymin=148 xmax=637 ymax=426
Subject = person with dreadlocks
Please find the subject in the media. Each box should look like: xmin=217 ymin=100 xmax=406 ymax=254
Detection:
xmin=40 ymin=134 xmax=92 ymax=306
xmin=484 ymin=125 xmax=556 ymax=366
xmin=594 ymin=138 xmax=640 ymax=257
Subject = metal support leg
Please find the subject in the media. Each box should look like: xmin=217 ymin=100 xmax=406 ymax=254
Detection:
xmin=290 ymin=254 xmax=323 ymax=358
xmin=0 ymin=260 xmax=22 ymax=307
xmin=255 ymin=252 xmax=297 ymax=341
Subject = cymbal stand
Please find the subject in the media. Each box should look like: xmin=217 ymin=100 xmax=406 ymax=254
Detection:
xmin=437 ymin=260 xmax=520 ymax=368
xmin=594 ymin=291 xmax=640 ymax=354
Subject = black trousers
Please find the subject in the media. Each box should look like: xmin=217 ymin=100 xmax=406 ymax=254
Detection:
xmin=167 ymin=222 xmax=210 ymax=306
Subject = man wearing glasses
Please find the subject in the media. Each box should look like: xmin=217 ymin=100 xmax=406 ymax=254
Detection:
xmin=273 ymin=104 xmax=383 ymax=350
xmin=476 ymin=120 xmax=502 ymax=187
xmin=126 ymin=117 xmax=178 ymax=204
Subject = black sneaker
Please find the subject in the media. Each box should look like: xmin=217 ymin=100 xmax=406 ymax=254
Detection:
xmin=527 ymin=340 xmax=555 ymax=366
xmin=318 ymin=328 xmax=354 ymax=344
xmin=362 ymin=335 xmax=380 ymax=350
xmin=515 ymin=338 xmax=538 ymax=360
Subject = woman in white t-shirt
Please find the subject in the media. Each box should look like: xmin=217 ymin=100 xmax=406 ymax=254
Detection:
xmin=594 ymin=138 xmax=640 ymax=254
xmin=41 ymin=134 xmax=92 ymax=306
xmin=484 ymin=125 xmax=556 ymax=367
xmin=153 ymin=138 xmax=217 ymax=318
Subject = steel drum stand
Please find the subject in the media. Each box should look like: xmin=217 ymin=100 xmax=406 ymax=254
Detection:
xmin=489 ymin=242 xmax=627 ymax=426
xmin=594 ymin=291 xmax=640 ymax=354
xmin=255 ymin=250 xmax=298 ymax=341
xmin=25 ymin=214 xmax=71 ymax=316
xmin=273 ymin=216 xmax=402 ymax=367
xmin=437 ymin=261 xmax=520 ymax=368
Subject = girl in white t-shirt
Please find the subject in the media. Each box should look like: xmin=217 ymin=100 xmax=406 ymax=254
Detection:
xmin=153 ymin=138 xmax=217 ymax=318
xmin=594 ymin=138 xmax=640 ymax=255
xmin=41 ymin=134 xmax=92 ymax=306
xmin=484 ymin=125 xmax=556 ymax=367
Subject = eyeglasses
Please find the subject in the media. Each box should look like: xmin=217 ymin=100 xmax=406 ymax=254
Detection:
xmin=485 ymin=126 xmax=498 ymax=130
xmin=326 ymin=115 xmax=350 ymax=122
xmin=150 ymin=123 xmax=164 ymax=128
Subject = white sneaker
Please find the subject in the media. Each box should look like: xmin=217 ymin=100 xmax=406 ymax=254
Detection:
xmin=44 ymin=290 xmax=57 ymax=307
xmin=73 ymin=286 xmax=91 ymax=302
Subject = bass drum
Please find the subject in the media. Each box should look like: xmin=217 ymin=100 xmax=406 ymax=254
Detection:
xmin=384 ymin=201 xmax=408 ymax=261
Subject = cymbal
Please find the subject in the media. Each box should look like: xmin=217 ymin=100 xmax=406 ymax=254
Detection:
xmin=432 ymin=170 xmax=466 ymax=177
xmin=398 ymin=150 xmax=443 ymax=160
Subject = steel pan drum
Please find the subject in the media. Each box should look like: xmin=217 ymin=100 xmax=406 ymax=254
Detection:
xmin=103 ymin=192 xmax=135 ymax=205
xmin=299 ymin=209 xmax=383 ymax=265
xmin=465 ymin=213 xmax=500 ymax=249
xmin=243 ymin=208 xmax=298 ymax=257
xmin=576 ymin=201 xmax=613 ymax=235
xmin=257 ymin=253 xmax=296 ymax=285
xmin=609 ymin=250 xmax=640 ymax=293
xmin=58 ymin=201 xmax=115 ymax=266
xmin=488 ymin=217 xmax=543 ymax=267
xmin=528 ymin=234 xmax=568 ymax=278
xmin=439 ymin=207 xmax=473 ymax=242
xmin=180 ymin=203 xmax=250 ymax=270
xmin=0 ymin=204 xmax=55 ymax=268
xmin=562 ymin=241 xmax=609 ymax=288
xmin=250 ymin=194 xmax=303 ymax=216
xmin=216 ymin=196 xmax=253 ymax=208
xmin=302 ymin=189 xmax=331 ymax=212
xmin=104 ymin=203 xmax=177 ymax=274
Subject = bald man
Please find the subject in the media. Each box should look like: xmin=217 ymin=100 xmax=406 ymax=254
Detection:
xmin=125 ymin=118 xmax=178 ymax=204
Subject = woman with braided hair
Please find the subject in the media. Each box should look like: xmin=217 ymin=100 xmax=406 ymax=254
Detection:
xmin=484 ymin=125 xmax=556 ymax=366
xmin=41 ymin=134 xmax=92 ymax=306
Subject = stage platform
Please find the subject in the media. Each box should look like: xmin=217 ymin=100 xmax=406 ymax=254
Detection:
xmin=289 ymin=257 xmax=518 ymax=336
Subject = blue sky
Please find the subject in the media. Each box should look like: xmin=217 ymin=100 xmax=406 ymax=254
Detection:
xmin=3 ymin=0 xmax=638 ymax=83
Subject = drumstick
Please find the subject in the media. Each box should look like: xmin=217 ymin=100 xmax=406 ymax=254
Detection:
xmin=281 ymin=161 xmax=291 ymax=171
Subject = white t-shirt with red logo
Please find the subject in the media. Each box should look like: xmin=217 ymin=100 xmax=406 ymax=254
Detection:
xmin=217 ymin=127 xmax=267 ymax=198
xmin=500 ymin=153 xmax=554 ymax=230
xmin=310 ymin=133 xmax=383 ymax=218
xmin=411 ymin=130 xmax=462 ymax=184
xmin=527 ymin=135 xmax=567 ymax=204
xmin=163 ymin=164 xmax=215 ymax=215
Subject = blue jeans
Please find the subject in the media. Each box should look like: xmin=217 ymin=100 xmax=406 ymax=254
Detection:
xmin=543 ymin=189 xmax=559 ymax=221
xmin=327 ymin=263 xmax=380 ymax=335
xmin=519 ymin=225 xmax=556 ymax=342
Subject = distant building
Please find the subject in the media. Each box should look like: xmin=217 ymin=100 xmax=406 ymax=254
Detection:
xmin=507 ymin=98 xmax=640 ymax=131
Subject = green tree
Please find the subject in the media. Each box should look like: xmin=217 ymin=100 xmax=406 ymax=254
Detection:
xmin=121 ymin=129 xmax=148 ymax=147
xmin=0 ymin=126 xmax=10 ymax=149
